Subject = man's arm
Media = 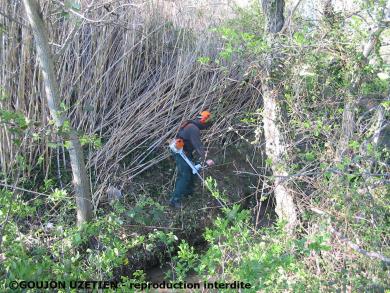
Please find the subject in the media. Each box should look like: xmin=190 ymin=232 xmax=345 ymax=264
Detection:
xmin=188 ymin=125 xmax=206 ymax=161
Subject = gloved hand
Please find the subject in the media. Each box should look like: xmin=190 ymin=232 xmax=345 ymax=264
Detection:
xmin=206 ymin=159 xmax=215 ymax=166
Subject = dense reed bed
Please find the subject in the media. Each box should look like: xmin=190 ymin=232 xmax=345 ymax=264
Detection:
xmin=0 ymin=0 xmax=260 ymax=202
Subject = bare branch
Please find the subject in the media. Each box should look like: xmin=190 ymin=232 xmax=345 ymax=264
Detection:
xmin=311 ymin=208 xmax=390 ymax=264
xmin=0 ymin=9 xmax=28 ymax=28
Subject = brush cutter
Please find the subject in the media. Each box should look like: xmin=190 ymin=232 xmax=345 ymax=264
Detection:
xmin=169 ymin=139 xmax=204 ymax=182
xmin=169 ymin=139 xmax=225 ymax=208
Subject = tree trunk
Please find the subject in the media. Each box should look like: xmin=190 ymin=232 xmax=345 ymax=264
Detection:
xmin=261 ymin=0 xmax=297 ymax=231
xmin=336 ymin=26 xmax=385 ymax=161
xmin=22 ymin=0 xmax=93 ymax=225
xmin=262 ymin=80 xmax=297 ymax=230
xmin=262 ymin=0 xmax=285 ymax=33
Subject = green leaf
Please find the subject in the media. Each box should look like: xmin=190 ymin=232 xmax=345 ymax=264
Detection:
xmin=225 ymin=204 xmax=240 ymax=221
xmin=0 ymin=24 xmax=6 ymax=36
xmin=303 ymin=121 xmax=310 ymax=129
xmin=293 ymin=32 xmax=306 ymax=46
xmin=197 ymin=56 xmax=211 ymax=64
xmin=50 ymin=188 xmax=68 ymax=202
xmin=37 ymin=155 xmax=44 ymax=166
xmin=61 ymin=11 xmax=70 ymax=18
xmin=304 ymin=152 xmax=315 ymax=161
xmin=348 ymin=140 xmax=360 ymax=151
xmin=64 ymin=140 xmax=71 ymax=149
xmin=73 ymin=234 xmax=82 ymax=245
xmin=381 ymin=100 xmax=390 ymax=110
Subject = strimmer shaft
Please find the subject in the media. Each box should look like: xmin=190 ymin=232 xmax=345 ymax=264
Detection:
xmin=177 ymin=151 xmax=204 ymax=182
xmin=169 ymin=141 xmax=203 ymax=181
xmin=169 ymin=141 xmax=224 ymax=208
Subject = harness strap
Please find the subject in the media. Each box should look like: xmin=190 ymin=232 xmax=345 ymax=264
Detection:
xmin=176 ymin=120 xmax=197 ymax=139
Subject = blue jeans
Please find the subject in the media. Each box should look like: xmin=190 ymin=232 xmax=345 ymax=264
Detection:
xmin=170 ymin=152 xmax=196 ymax=203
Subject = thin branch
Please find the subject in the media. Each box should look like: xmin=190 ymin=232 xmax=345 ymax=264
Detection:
xmin=329 ymin=226 xmax=390 ymax=264
xmin=310 ymin=208 xmax=390 ymax=264
xmin=0 ymin=10 xmax=29 ymax=28
xmin=0 ymin=182 xmax=50 ymax=197
xmin=280 ymin=0 xmax=303 ymax=34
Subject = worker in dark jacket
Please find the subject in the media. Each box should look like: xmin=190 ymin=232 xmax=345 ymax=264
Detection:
xmin=170 ymin=111 xmax=214 ymax=208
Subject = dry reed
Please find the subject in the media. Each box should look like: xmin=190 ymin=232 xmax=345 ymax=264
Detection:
xmin=0 ymin=0 xmax=260 ymax=203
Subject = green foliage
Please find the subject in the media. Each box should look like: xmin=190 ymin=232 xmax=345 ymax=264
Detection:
xmin=126 ymin=196 xmax=165 ymax=225
xmin=172 ymin=241 xmax=198 ymax=282
xmin=204 ymin=177 xmax=228 ymax=204
xmin=167 ymin=184 xmax=331 ymax=291
xmin=79 ymin=133 xmax=102 ymax=149
xmin=0 ymin=187 xmax=179 ymax=291
xmin=196 ymin=56 xmax=211 ymax=64
xmin=293 ymin=32 xmax=310 ymax=46
xmin=0 ymin=24 xmax=6 ymax=36
xmin=205 ymin=1 xmax=390 ymax=290
xmin=172 ymin=206 xmax=326 ymax=291
xmin=49 ymin=188 xmax=69 ymax=203
xmin=0 ymin=110 xmax=29 ymax=136
xmin=361 ymin=77 xmax=389 ymax=96
xmin=214 ymin=25 xmax=268 ymax=61
xmin=173 ymin=184 xmax=388 ymax=290
xmin=2 ymin=0 xmax=390 ymax=290
xmin=240 ymin=112 xmax=259 ymax=125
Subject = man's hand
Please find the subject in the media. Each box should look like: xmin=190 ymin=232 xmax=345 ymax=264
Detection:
xmin=206 ymin=159 xmax=215 ymax=166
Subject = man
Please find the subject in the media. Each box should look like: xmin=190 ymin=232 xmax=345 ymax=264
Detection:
xmin=169 ymin=111 xmax=215 ymax=208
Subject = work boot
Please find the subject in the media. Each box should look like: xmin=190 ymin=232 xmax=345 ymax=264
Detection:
xmin=169 ymin=200 xmax=183 ymax=209
xmin=183 ymin=190 xmax=194 ymax=198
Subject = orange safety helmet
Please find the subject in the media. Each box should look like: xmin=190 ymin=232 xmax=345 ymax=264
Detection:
xmin=198 ymin=111 xmax=212 ymax=125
